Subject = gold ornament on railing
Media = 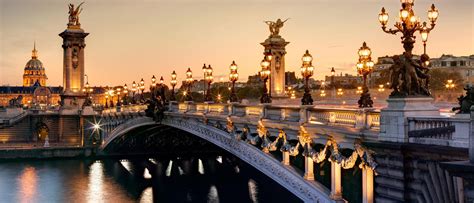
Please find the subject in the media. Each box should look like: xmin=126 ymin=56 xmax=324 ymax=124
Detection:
xmin=226 ymin=116 xmax=234 ymax=133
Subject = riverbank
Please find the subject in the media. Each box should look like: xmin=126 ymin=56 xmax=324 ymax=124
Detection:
xmin=0 ymin=146 xmax=98 ymax=160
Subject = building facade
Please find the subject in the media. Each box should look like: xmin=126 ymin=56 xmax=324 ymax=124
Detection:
xmin=430 ymin=54 xmax=474 ymax=84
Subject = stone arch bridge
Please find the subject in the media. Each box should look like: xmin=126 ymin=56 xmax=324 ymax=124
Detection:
xmin=99 ymin=102 xmax=382 ymax=203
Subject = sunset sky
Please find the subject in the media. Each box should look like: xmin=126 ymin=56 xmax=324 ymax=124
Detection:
xmin=0 ymin=0 xmax=473 ymax=87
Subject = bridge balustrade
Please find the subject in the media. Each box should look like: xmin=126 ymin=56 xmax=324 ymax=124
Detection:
xmin=407 ymin=116 xmax=469 ymax=148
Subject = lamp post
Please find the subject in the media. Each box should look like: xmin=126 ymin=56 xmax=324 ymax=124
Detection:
xmin=123 ymin=84 xmax=128 ymax=105
xmin=229 ymin=61 xmax=239 ymax=103
xmin=264 ymin=51 xmax=273 ymax=97
xmin=356 ymin=42 xmax=375 ymax=108
xmin=170 ymin=71 xmax=177 ymax=101
xmin=115 ymin=87 xmax=122 ymax=106
xmin=203 ymin=64 xmax=214 ymax=102
xmin=139 ymin=78 xmax=145 ymax=102
xmin=105 ymin=90 xmax=109 ymax=108
xmin=378 ymin=85 xmax=385 ymax=92
xmin=131 ymin=81 xmax=137 ymax=104
xmin=159 ymin=76 xmax=166 ymax=102
xmin=151 ymin=75 xmax=156 ymax=98
xmin=109 ymin=89 xmax=115 ymax=107
xmin=331 ymin=67 xmax=336 ymax=99
xmin=379 ymin=0 xmax=438 ymax=96
xmin=378 ymin=0 xmax=438 ymax=56
xmin=185 ymin=68 xmax=193 ymax=102
xmin=300 ymin=50 xmax=314 ymax=105
xmin=446 ymin=79 xmax=455 ymax=101
xmin=260 ymin=57 xmax=272 ymax=103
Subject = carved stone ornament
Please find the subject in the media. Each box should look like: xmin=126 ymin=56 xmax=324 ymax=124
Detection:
xmin=72 ymin=47 xmax=79 ymax=69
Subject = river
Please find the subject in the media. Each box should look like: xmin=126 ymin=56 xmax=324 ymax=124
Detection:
xmin=0 ymin=156 xmax=301 ymax=203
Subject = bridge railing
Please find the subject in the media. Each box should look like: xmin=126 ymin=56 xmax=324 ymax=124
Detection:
xmin=102 ymin=104 xmax=148 ymax=114
xmin=407 ymin=116 xmax=469 ymax=148
xmin=166 ymin=102 xmax=380 ymax=131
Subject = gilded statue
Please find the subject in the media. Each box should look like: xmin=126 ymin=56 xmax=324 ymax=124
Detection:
xmin=68 ymin=2 xmax=84 ymax=28
xmin=264 ymin=18 xmax=289 ymax=36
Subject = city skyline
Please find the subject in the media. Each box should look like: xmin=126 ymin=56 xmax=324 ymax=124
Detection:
xmin=0 ymin=0 xmax=472 ymax=87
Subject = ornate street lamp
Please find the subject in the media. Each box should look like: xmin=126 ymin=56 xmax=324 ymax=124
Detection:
xmin=123 ymin=84 xmax=128 ymax=105
xmin=259 ymin=57 xmax=272 ymax=103
xmin=131 ymin=81 xmax=137 ymax=104
xmin=337 ymin=88 xmax=344 ymax=96
xmin=104 ymin=87 xmax=109 ymax=108
xmin=379 ymin=0 xmax=438 ymax=96
xmin=185 ymin=68 xmax=193 ymax=102
xmin=356 ymin=42 xmax=375 ymax=108
xmin=203 ymin=64 xmax=214 ymax=102
xmin=445 ymin=79 xmax=455 ymax=89
xmin=229 ymin=61 xmax=239 ymax=103
xmin=139 ymin=78 xmax=145 ymax=102
xmin=378 ymin=84 xmax=385 ymax=92
xmin=331 ymin=67 xmax=336 ymax=98
xmin=108 ymin=89 xmax=115 ymax=107
xmin=151 ymin=75 xmax=156 ymax=98
xmin=159 ymin=76 xmax=166 ymax=101
xmin=300 ymin=50 xmax=314 ymax=105
xmin=116 ymin=87 xmax=122 ymax=106
xmin=170 ymin=71 xmax=177 ymax=101
xmin=264 ymin=51 xmax=273 ymax=97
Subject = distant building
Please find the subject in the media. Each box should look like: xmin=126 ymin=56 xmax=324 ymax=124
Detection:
xmin=430 ymin=54 xmax=474 ymax=83
xmin=325 ymin=72 xmax=361 ymax=88
xmin=369 ymin=54 xmax=474 ymax=86
xmin=247 ymin=74 xmax=261 ymax=86
xmin=0 ymin=45 xmax=106 ymax=108
xmin=369 ymin=56 xmax=394 ymax=87
xmin=285 ymin=71 xmax=297 ymax=86
xmin=0 ymin=46 xmax=61 ymax=107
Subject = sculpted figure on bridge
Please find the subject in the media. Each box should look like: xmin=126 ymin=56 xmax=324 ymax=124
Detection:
xmin=389 ymin=53 xmax=431 ymax=97
xmin=68 ymin=2 xmax=84 ymax=28
xmin=453 ymin=85 xmax=474 ymax=114
xmin=264 ymin=18 xmax=289 ymax=37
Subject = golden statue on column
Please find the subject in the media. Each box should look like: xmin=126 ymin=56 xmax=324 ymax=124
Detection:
xmin=67 ymin=2 xmax=84 ymax=29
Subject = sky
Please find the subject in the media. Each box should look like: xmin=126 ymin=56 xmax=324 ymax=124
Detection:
xmin=0 ymin=0 xmax=473 ymax=87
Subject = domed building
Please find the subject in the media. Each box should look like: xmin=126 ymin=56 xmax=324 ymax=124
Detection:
xmin=0 ymin=44 xmax=106 ymax=108
xmin=23 ymin=44 xmax=48 ymax=86
xmin=0 ymin=44 xmax=61 ymax=108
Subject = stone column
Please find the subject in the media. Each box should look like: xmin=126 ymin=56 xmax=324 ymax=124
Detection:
xmin=331 ymin=161 xmax=343 ymax=201
xmin=304 ymin=156 xmax=314 ymax=180
xmin=261 ymin=36 xmax=289 ymax=98
xmin=299 ymin=105 xmax=310 ymax=124
xmin=362 ymin=167 xmax=374 ymax=203
xmin=59 ymin=26 xmax=89 ymax=114
xmin=282 ymin=151 xmax=290 ymax=165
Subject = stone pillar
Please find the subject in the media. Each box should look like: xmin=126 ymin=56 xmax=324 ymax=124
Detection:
xmin=299 ymin=105 xmax=310 ymax=124
xmin=355 ymin=108 xmax=369 ymax=129
xmin=261 ymin=36 xmax=289 ymax=98
xmin=331 ymin=161 xmax=343 ymax=201
xmin=282 ymin=151 xmax=290 ymax=165
xmin=362 ymin=167 xmax=374 ymax=203
xmin=59 ymin=26 xmax=89 ymax=114
xmin=304 ymin=156 xmax=314 ymax=180
xmin=379 ymin=97 xmax=439 ymax=142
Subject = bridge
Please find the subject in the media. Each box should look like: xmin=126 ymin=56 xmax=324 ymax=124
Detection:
xmin=95 ymin=101 xmax=472 ymax=203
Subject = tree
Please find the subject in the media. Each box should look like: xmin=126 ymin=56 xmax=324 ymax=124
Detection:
xmin=429 ymin=69 xmax=463 ymax=91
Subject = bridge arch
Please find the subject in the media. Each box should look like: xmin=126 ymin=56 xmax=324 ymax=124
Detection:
xmin=101 ymin=116 xmax=333 ymax=203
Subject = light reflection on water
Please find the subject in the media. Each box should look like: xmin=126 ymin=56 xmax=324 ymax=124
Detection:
xmin=18 ymin=167 xmax=37 ymax=203
xmin=0 ymin=158 xmax=301 ymax=203
xmin=87 ymin=162 xmax=103 ymax=203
